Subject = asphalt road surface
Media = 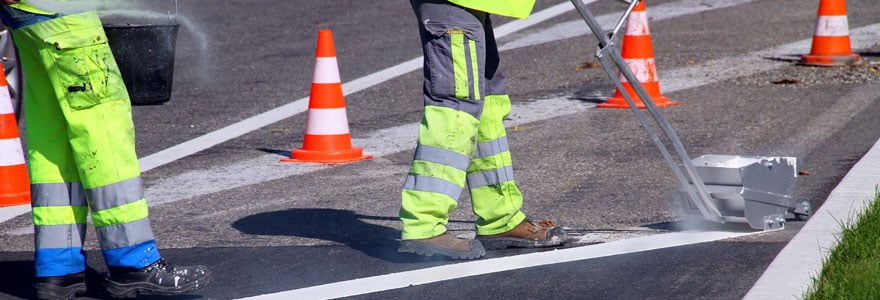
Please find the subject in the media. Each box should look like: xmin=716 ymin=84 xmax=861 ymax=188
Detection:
xmin=2 ymin=0 xmax=880 ymax=299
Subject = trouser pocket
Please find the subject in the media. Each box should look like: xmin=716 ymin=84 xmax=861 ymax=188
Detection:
xmin=44 ymin=31 xmax=123 ymax=110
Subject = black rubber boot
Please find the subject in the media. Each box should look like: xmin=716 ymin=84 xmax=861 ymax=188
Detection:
xmin=34 ymin=272 xmax=87 ymax=300
xmin=103 ymin=258 xmax=212 ymax=298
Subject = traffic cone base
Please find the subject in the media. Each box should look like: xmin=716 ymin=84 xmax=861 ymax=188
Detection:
xmin=600 ymin=81 xmax=678 ymax=109
xmin=801 ymin=0 xmax=861 ymax=67
xmin=598 ymin=95 xmax=676 ymax=109
xmin=601 ymin=0 xmax=674 ymax=109
xmin=800 ymin=53 xmax=861 ymax=67
xmin=282 ymin=147 xmax=372 ymax=164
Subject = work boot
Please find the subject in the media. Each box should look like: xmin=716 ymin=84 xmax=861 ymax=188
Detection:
xmin=398 ymin=232 xmax=486 ymax=260
xmin=104 ymin=258 xmax=212 ymax=298
xmin=34 ymin=272 xmax=87 ymax=300
xmin=477 ymin=219 xmax=567 ymax=250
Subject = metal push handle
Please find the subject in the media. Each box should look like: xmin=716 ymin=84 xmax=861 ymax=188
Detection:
xmin=569 ymin=0 xmax=724 ymax=223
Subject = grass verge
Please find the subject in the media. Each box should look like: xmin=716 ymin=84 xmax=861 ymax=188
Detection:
xmin=804 ymin=190 xmax=880 ymax=299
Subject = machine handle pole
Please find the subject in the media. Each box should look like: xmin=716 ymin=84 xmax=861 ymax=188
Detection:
xmin=569 ymin=0 xmax=724 ymax=222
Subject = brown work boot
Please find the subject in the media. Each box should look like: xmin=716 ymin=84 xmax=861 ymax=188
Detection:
xmin=476 ymin=219 xmax=566 ymax=250
xmin=398 ymin=232 xmax=486 ymax=260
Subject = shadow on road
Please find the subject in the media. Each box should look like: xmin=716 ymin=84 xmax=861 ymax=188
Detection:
xmin=232 ymin=208 xmax=465 ymax=263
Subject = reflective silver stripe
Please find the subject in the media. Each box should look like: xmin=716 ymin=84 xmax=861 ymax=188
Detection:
xmin=403 ymin=175 xmax=462 ymax=202
xmin=31 ymin=183 xmax=86 ymax=207
xmin=413 ymin=145 xmax=471 ymax=171
xmin=474 ymin=136 xmax=509 ymax=159
xmin=467 ymin=165 xmax=516 ymax=188
xmin=87 ymin=177 xmax=144 ymax=211
xmin=35 ymin=224 xmax=86 ymax=249
xmin=464 ymin=37 xmax=480 ymax=101
xmin=95 ymin=218 xmax=156 ymax=250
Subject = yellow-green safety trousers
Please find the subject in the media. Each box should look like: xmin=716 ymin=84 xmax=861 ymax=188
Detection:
xmin=10 ymin=10 xmax=160 ymax=277
xmin=400 ymin=0 xmax=530 ymax=240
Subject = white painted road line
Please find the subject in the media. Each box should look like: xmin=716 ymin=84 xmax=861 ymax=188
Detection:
xmin=0 ymin=205 xmax=30 ymax=224
xmin=239 ymin=230 xmax=760 ymax=300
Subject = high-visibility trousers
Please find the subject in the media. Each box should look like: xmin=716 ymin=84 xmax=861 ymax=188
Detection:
xmin=12 ymin=11 xmax=161 ymax=277
xmin=400 ymin=0 xmax=527 ymax=240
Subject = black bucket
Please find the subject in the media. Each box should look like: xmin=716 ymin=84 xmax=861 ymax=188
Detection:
xmin=103 ymin=23 xmax=180 ymax=106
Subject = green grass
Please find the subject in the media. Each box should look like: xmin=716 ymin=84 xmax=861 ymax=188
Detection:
xmin=804 ymin=191 xmax=880 ymax=299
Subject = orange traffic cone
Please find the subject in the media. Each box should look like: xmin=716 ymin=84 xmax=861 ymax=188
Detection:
xmin=801 ymin=0 xmax=861 ymax=66
xmin=281 ymin=30 xmax=373 ymax=164
xmin=598 ymin=0 xmax=677 ymax=109
xmin=0 ymin=71 xmax=30 ymax=207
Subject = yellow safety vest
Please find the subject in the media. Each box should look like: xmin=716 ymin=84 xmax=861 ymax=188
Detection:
xmin=448 ymin=0 xmax=536 ymax=19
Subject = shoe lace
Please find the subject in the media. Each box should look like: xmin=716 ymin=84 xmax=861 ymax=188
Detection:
xmin=537 ymin=220 xmax=555 ymax=227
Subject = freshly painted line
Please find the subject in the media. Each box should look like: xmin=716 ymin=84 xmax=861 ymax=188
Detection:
xmin=745 ymin=137 xmax=880 ymax=297
xmin=239 ymin=230 xmax=760 ymax=299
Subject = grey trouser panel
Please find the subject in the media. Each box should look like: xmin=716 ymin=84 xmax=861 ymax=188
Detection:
xmin=411 ymin=0 xmax=509 ymax=116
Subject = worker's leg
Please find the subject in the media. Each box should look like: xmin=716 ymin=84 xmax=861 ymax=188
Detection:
xmin=398 ymin=0 xmax=487 ymax=259
xmin=14 ymin=11 xmax=161 ymax=271
xmin=14 ymin=11 xmax=210 ymax=297
xmin=466 ymin=14 xmax=526 ymax=236
xmin=5 ymin=7 xmax=90 ymax=299
xmin=468 ymin=14 xmax=566 ymax=249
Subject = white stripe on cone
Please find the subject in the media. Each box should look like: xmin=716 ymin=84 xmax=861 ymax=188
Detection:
xmin=815 ymin=16 xmax=850 ymax=37
xmin=617 ymin=58 xmax=657 ymax=83
xmin=313 ymin=57 xmax=341 ymax=84
xmin=0 ymin=87 xmax=12 ymax=114
xmin=625 ymin=11 xmax=650 ymax=36
xmin=0 ymin=138 xmax=25 ymax=166
xmin=305 ymin=108 xmax=350 ymax=135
